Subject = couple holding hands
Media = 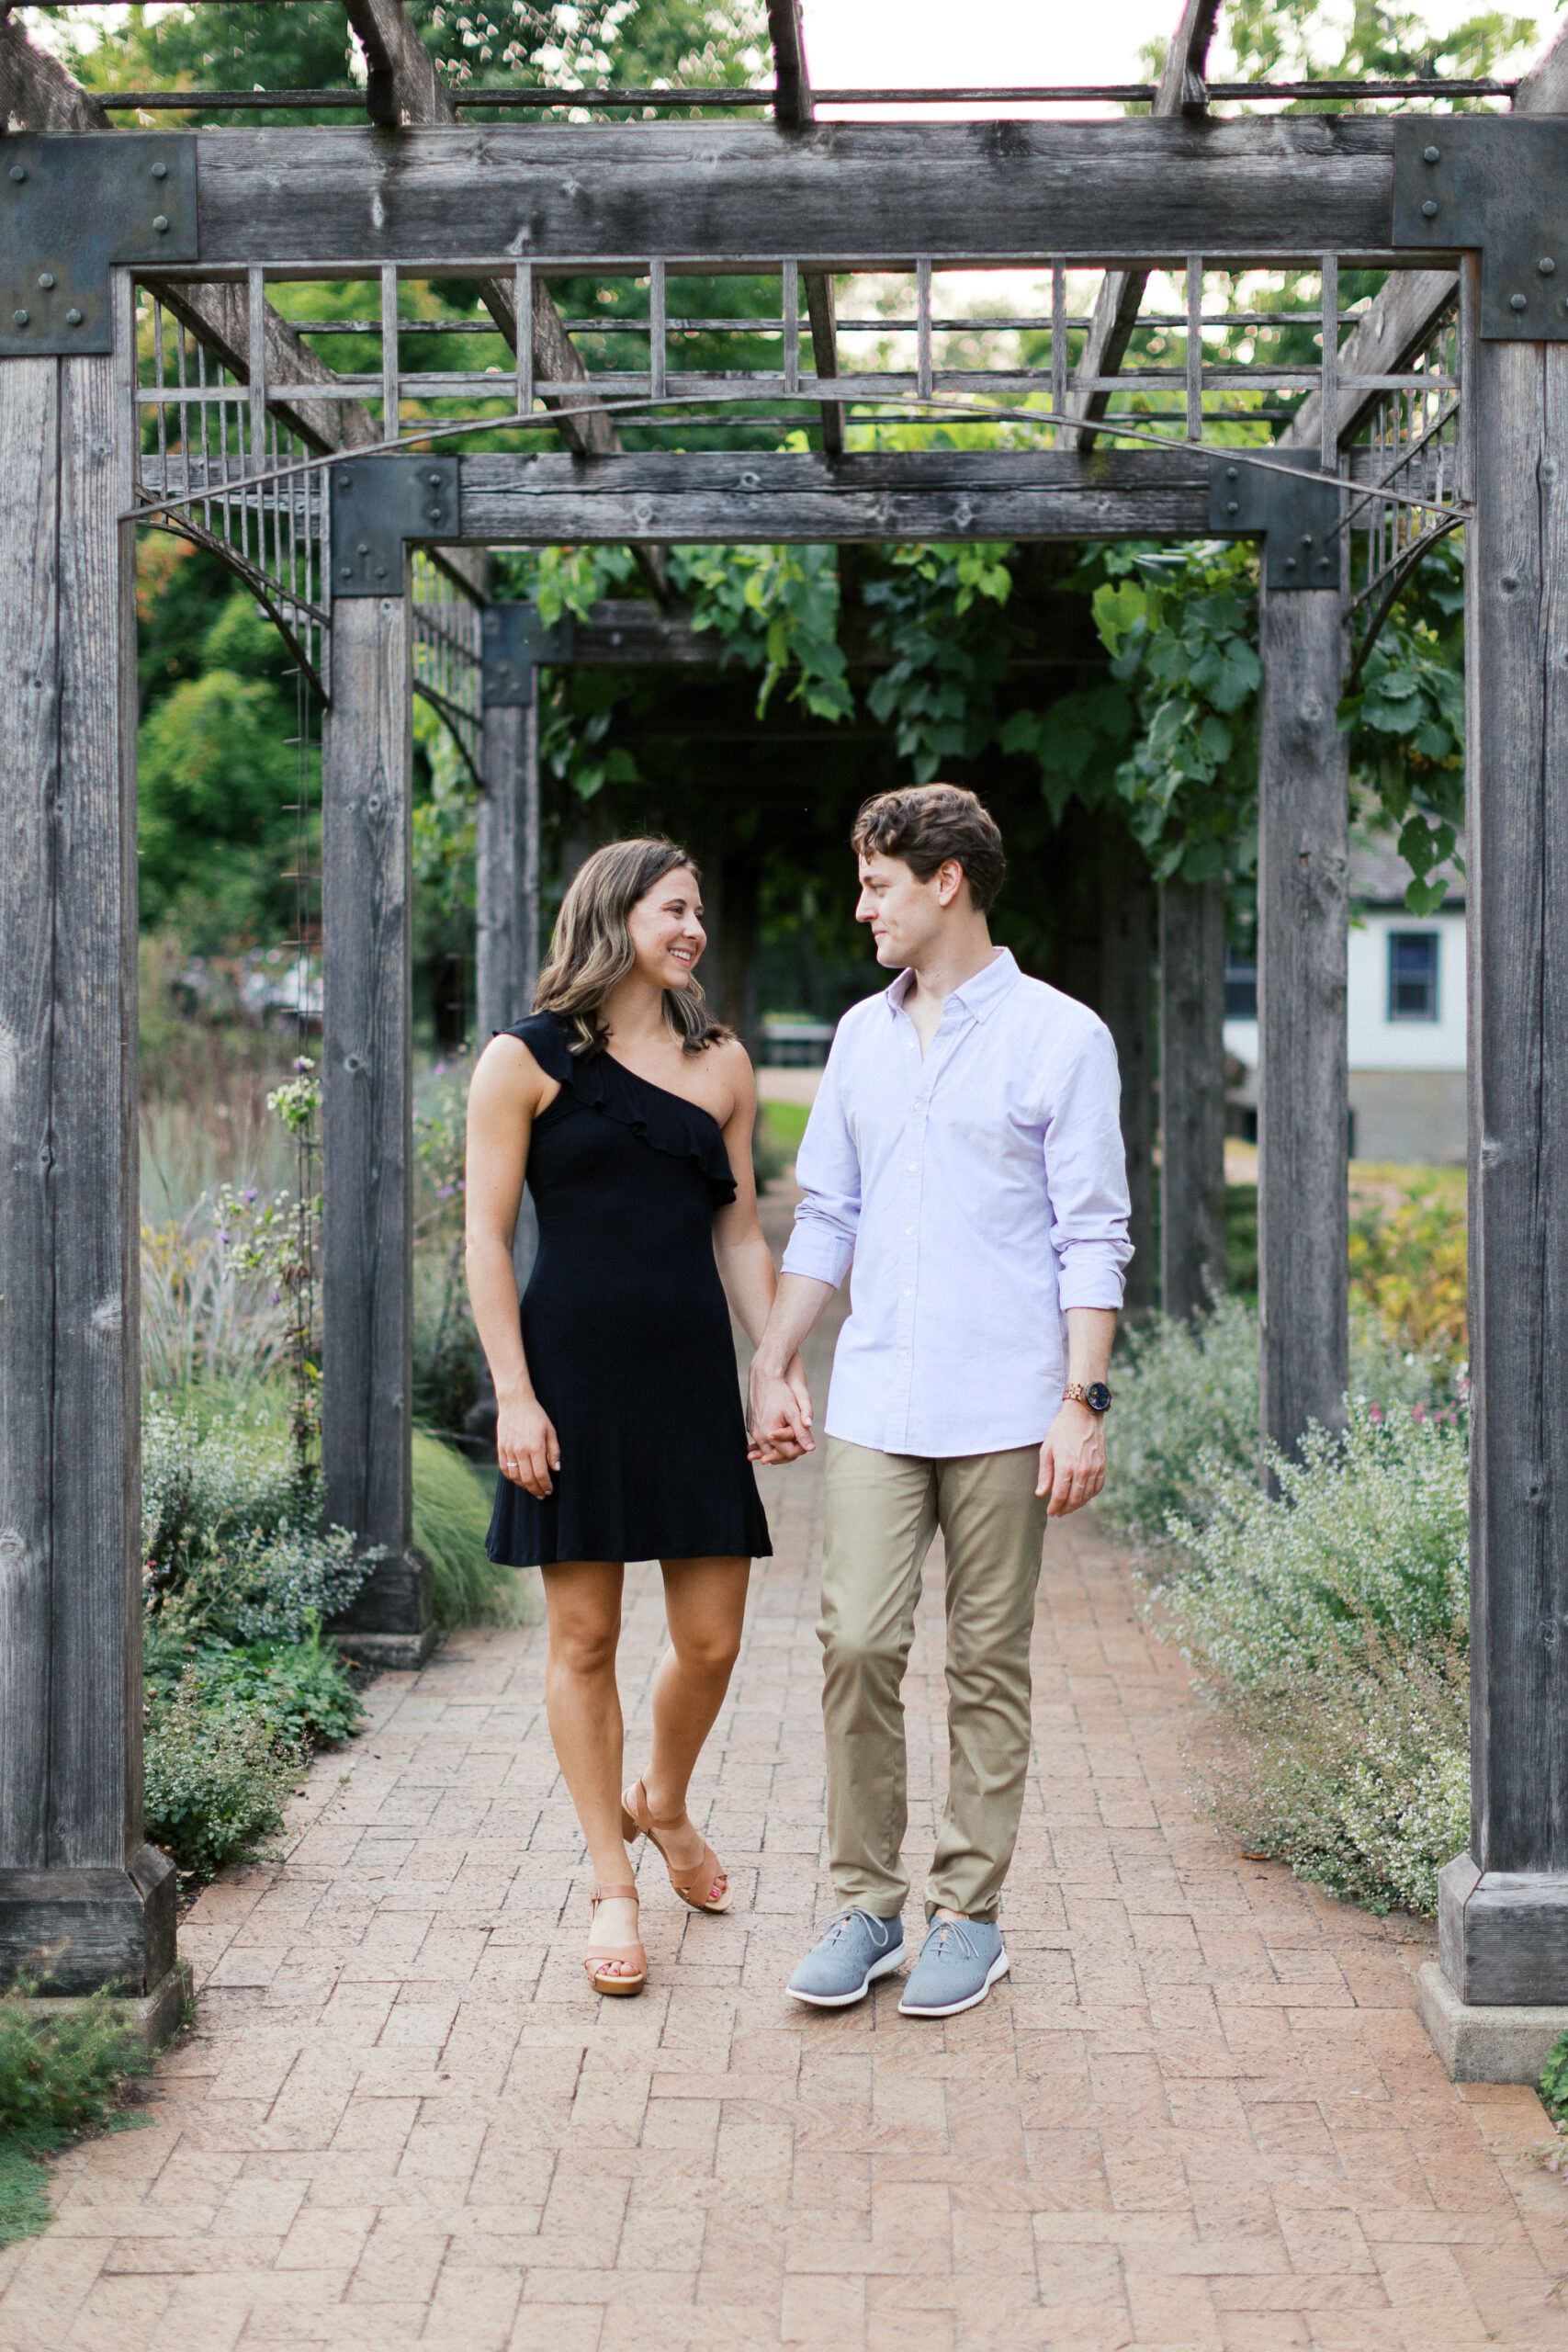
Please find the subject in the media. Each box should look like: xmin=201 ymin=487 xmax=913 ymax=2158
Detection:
xmin=465 ymin=784 xmax=1132 ymax=2018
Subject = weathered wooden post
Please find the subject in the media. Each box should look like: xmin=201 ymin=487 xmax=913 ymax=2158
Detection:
xmin=1423 ymin=262 xmax=1568 ymax=2043
xmin=319 ymin=460 xmax=457 ymax=1667
xmin=476 ymin=604 xmax=556 ymax=1038
xmin=1214 ymin=455 xmax=1350 ymax=1457
xmin=1158 ymin=875 xmax=1228 ymax=1322
xmin=0 ymin=260 xmax=178 ymax=2002
xmin=1100 ymin=827 xmax=1157 ymax=1311
xmin=1256 ymin=583 xmax=1350 ymax=1457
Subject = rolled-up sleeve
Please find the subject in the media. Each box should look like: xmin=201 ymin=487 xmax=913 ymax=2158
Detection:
xmin=781 ymin=1042 xmax=861 ymax=1288
xmin=1044 ymin=1021 xmax=1134 ymax=1310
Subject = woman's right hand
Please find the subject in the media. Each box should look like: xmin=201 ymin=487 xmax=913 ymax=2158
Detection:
xmin=496 ymin=1390 xmax=560 ymax=1496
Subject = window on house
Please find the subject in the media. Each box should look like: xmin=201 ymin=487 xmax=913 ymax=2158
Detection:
xmin=1387 ymin=931 xmax=1439 ymax=1022
xmin=1224 ymin=946 xmax=1258 ymax=1020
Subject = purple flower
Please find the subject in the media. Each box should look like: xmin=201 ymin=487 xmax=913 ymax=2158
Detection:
xmin=294 ymin=1057 xmax=311 ymax=1073
xmin=243 ymin=1187 xmax=258 ymax=1204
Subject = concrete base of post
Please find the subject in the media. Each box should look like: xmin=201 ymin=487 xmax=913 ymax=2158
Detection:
xmin=1416 ymin=1962 xmax=1568 ymax=2086
xmin=328 ymin=1625 xmax=440 ymax=1671
xmin=1438 ymin=1853 xmax=1568 ymax=2007
xmin=326 ymin=1546 xmax=436 ymax=1672
xmin=14 ymin=1959 xmax=193 ymax=2061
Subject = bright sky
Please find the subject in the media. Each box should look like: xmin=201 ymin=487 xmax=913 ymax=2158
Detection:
xmin=801 ymin=0 xmax=1544 ymax=114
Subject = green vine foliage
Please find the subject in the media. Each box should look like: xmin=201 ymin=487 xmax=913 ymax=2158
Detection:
xmin=862 ymin=545 xmax=1017 ymax=780
xmin=501 ymin=513 xmax=1463 ymax=921
xmin=1339 ymin=540 xmax=1466 ymax=915
xmin=673 ymin=545 xmax=852 ymax=723
xmin=1095 ymin=546 xmax=1264 ymax=888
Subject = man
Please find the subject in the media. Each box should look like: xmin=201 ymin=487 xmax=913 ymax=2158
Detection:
xmin=750 ymin=784 xmax=1131 ymax=2019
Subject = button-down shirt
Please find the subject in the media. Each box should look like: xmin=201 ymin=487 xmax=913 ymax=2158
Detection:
xmin=781 ymin=948 xmax=1133 ymax=1458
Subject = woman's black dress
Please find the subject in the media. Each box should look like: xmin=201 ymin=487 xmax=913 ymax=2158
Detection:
xmin=486 ymin=1012 xmax=773 ymax=1568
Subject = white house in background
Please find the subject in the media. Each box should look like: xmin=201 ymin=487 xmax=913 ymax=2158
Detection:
xmin=1223 ymin=841 xmax=1466 ymax=1163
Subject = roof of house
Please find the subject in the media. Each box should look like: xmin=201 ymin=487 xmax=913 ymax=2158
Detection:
xmin=1349 ymin=833 xmax=1464 ymax=910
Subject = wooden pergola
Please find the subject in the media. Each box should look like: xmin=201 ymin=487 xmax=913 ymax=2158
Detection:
xmin=1 ymin=0 xmax=1562 ymax=2068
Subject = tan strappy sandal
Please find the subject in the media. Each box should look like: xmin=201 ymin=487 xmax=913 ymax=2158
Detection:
xmin=584 ymin=1883 xmax=647 ymax=1996
xmin=620 ymin=1779 xmax=733 ymax=1915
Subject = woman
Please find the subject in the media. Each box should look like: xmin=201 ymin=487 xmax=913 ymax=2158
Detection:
xmin=465 ymin=837 xmax=807 ymax=1996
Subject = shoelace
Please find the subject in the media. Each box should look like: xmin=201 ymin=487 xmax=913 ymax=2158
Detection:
xmin=826 ymin=1907 xmax=888 ymax=1950
xmin=922 ymin=1920 xmax=982 ymax=1965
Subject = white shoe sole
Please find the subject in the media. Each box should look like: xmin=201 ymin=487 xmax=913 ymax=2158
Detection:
xmin=786 ymin=1942 xmax=906 ymax=2007
xmin=897 ymin=1948 xmax=1010 ymax=2018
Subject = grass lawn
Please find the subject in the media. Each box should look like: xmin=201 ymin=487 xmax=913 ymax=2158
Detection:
xmin=758 ymin=1099 xmax=810 ymax=1158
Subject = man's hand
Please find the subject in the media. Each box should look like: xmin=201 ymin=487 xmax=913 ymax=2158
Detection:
xmin=1037 ymin=1398 xmax=1106 ymax=1517
xmin=748 ymin=1352 xmax=814 ymax=1464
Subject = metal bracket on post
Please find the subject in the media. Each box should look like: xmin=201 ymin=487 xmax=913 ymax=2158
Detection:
xmin=1209 ymin=451 xmax=1341 ymax=590
xmin=480 ymin=603 xmax=575 ymax=707
xmin=1393 ymin=118 xmax=1568 ymax=340
xmin=0 ymin=133 xmax=198 ymax=358
xmin=328 ymin=457 xmax=460 ymax=594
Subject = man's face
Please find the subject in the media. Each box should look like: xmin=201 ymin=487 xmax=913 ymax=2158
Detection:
xmin=855 ymin=851 xmax=961 ymax=968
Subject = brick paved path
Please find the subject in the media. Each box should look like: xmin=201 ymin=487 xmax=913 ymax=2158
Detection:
xmin=4 ymin=1198 xmax=1566 ymax=2347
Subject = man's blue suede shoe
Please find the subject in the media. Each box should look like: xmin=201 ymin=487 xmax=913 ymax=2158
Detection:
xmin=897 ymin=1917 xmax=1009 ymax=2018
xmin=786 ymin=1908 xmax=906 ymax=2007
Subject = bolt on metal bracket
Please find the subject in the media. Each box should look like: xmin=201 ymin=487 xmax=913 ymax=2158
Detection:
xmin=1209 ymin=451 xmax=1343 ymax=591
xmin=480 ymin=603 xmax=576 ymax=706
xmin=0 ymin=134 xmax=197 ymax=359
xmin=1393 ymin=118 xmax=1568 ymax=340
xmin=329 ymin=458 xmax=460 ymax=595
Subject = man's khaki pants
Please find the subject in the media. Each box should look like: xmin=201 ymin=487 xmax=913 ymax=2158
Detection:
xmin=818 ymin=1435 xmax=1048 ymax=1922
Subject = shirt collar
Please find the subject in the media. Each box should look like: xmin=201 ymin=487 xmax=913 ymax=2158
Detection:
xmin=884 ymin=946 xmax=1021 ymax=1023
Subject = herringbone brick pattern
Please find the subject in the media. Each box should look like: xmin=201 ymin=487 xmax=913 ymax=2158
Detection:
xmin=2 ymin=1194 xmax=1563 ymax=2347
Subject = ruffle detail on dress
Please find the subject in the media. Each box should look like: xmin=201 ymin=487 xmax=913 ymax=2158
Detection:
xmin=502 ymin=1012 xmax=737 ymax=1206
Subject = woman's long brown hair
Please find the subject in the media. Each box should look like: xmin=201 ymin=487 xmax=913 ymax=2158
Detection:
xmin=534 ymin=837 xmax=732 ymax=1057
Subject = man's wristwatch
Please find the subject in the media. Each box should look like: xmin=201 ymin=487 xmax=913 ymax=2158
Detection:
xmin=1063 ymin=1381 xmax=1112 ymax=1414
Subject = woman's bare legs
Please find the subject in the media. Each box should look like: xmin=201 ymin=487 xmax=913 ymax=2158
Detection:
xmin=637 ymin=1555 xmax=751 ymax=1905
xmin=541 ymin=1560 xmax=640 ymax=1976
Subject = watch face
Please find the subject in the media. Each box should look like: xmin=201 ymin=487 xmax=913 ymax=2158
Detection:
xmin=1085 ymin=1381 xmax=1111 ymax=1413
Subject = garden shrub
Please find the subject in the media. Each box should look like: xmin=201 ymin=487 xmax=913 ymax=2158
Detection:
xmin=1101 ymin=1292 xmax=1449 ymax=1547
xmin=1151 ymin=1403 xmax=1470 ymax=1916
xmin=142 ymin=1670 xmax=302 ymax=1880
xmin=0 ymin=1973 xmax=151 ymax=2248
xmin=142 ymin=1389 xmax=369 ymax=1640
xmin=143 ymin=1622 xmax=365 ymax=1748
xmin=412 ymin=1430 xmax=532 ymax=1627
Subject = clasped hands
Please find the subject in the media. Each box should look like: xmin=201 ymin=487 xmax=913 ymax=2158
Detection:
xmin=747 ymin=1354 xmax=815 ymax=1464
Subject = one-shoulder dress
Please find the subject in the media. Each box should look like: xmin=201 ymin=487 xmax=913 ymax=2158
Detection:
xmin=486 ymin=1012 xmax=773 ymax=1569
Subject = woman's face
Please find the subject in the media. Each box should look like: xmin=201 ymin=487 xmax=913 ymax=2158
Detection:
xmin=626 ymin=865 xmax=705 ymax=992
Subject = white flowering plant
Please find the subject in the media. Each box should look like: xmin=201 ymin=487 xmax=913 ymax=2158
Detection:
xmin=1149 ymin=1401 xmax=1470 ymax=1916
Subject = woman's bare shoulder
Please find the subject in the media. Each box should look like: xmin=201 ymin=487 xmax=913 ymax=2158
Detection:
xmin=707 ymin=1035 xmax=757 ymax=1107
xmin=470 ymin=1030 xmax=559 ymax=1113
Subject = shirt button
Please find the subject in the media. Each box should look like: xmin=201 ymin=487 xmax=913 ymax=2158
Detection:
xmin=904 ymin=1227 xmax=914 ymax=1236
xmin=908 ymin=1161 xmax=917 ymax=1171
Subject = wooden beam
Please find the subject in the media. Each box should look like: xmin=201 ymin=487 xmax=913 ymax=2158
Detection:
xmin=0 ymin=335 xmax=176 ymax=1994
xmin=1256 ymin=585 xmax=1349 ymax=1464
xmin=319 ymin=590 xmax=435 ymax=1668
xmin=1068 ymin=0 xmax=1222 ymax=452
xmin=451 ymin=447 xmax=1216 ymax=543
xmin=1437 ymin=311 xmax=1568 ymax=2007
xmin=1158 ymin=874 xmax=1227 ymax=1321
xmin=186 ymin=118 xmax=1399 ymax=268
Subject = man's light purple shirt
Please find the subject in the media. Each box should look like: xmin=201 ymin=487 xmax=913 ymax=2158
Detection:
xmin=781 ymin=947 xmax=1134 ymax=1458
